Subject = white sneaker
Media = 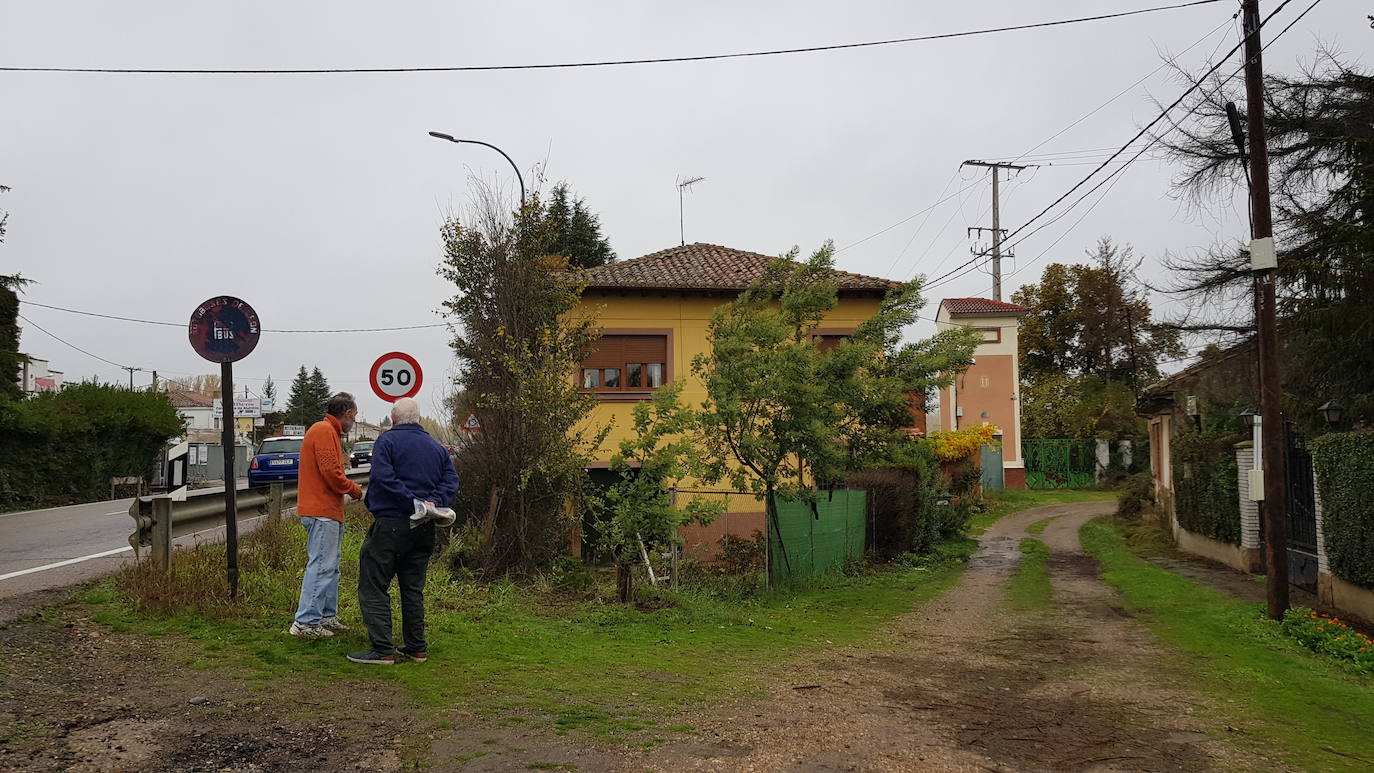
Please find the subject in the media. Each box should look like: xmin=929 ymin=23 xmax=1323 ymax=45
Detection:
xmin=289 ymin=621 xmax=334 ymax=638
xmin=320 ymin=616 xmax=349 ymax=632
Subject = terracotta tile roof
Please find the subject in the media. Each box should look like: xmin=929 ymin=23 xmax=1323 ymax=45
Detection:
xmin=577 ymin=243 xmax=899 ymax=292
xmin=166 ymin=391 xmax=215 ymax=408
xmin=940 ymin=297 xmax=1032 ymax=317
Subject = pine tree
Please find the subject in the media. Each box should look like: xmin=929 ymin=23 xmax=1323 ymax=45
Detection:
xmin=543 ymin=182 xmax=615 ymax=269
xmin=285 ymin=366 xmax=312 ymax=427
xmin=0 ymin=186 xmax=29 ymax=403
xmin=308 ymin=367 xmax=330 ymax=418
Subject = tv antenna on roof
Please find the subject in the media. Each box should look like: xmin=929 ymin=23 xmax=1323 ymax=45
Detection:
xmin=676 ymin=175 xmax=705 ymax=246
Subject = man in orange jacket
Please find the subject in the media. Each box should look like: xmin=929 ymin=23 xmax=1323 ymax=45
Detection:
xmin=290 ymin=392 xmax=365 ymax=638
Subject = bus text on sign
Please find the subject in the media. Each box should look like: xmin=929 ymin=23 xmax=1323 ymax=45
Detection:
xmin=369 ymin=352 xmax=423 ymax=402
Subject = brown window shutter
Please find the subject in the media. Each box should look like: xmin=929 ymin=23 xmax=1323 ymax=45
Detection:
xmin=622 ymin=335 xmax=667 ymax=363
xmin=582 ymin=336 xmax=625 ymax=369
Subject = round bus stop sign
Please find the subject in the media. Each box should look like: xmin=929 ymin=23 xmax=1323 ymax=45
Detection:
xmin=188 ymin=296 xmax=261 ymax=363
xmin=369 ymin=351 xmax=423 ymax=402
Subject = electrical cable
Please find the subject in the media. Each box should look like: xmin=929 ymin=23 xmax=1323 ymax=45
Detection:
xmin=19 ymin=300 xmax=448 ymax=333
xmin=0 ymin=1 xmax=1227 ymax=75
xmin=17 ymin=313 xmax=137 ymax=370
xmin=922 ymin=0 xmax=1314 ymax=293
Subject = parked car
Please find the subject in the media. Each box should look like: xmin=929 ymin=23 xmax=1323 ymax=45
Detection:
xmin=349 ymin=440 xmax=375 ymax=467
xmin=248 ymin=436 xmax=304 ymax=487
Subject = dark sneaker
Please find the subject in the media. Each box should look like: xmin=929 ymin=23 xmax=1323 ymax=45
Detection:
xmin=345 ymin=650 xmax=395 ymax=665
xmin=397 ymin=648 xmax=428 ymax=663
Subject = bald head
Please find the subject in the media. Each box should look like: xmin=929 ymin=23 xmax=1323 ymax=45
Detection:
xmin=390 ymin=398 xmax=421 ymax=426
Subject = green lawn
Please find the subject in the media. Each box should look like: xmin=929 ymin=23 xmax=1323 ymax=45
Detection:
xmin=969 ymin=488 xmax=1117 ymax=535
xmin=1081 ymin=517 xmax=1374 ymax=772
xmin=85 ymin=508 xmax=976 ymax=744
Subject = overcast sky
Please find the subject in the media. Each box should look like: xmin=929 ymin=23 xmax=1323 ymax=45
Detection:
xmin=0 ymin=1 xmax=1362 ymax=423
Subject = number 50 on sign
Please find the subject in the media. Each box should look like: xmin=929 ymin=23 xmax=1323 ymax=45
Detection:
xmin=369 ymin=352 xmax=423 ymax=402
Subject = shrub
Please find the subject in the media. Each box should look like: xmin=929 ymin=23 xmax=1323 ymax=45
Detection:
xmin=1280 ymin=606 xmax=1374 ymax=675
xmin=0 ymin=384 xmax=183 ymax=510
xmin=927 ymin=424 xmax=999 ymax=462
xmin=1117 ymin=472 xmax=1155 ymax=520
xmin=1310 ymin=430 xmax=1374 ymax=589
xmin=1171 ymin=429 xmax=1242 ymax=544
xmin=847 ymin=439 xmax=945 ymax=557
xmin=715 ymin=530 xmax=765 ymax=576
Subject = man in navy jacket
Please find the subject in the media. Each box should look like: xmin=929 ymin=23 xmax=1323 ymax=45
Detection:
xmin=347 ymin=397 xmax=459 ymax=665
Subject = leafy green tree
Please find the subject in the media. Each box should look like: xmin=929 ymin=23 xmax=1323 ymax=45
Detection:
xmin=1012 ymin=238 xmax=1182 ymax=440
xmin=1157 ymin=54 xmax=1374 ymax=425
xmin=439 ymin=184 xmax=605 ymax=575
xmin=308 ymin=367 xmax=330 ymax=413
xmin=540 ymin=183 xmax=615 ymax=269
xmin=602 ymin=383 xmax=725 ymax=601
xmin=693 ymin=242 xmax=977 ymax=582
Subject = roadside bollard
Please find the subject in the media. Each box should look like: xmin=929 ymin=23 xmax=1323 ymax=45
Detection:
xmin=268 ymin=483 xmax=284 ymax=521
xmin=151 ymin=496 xmax=173 ymax=571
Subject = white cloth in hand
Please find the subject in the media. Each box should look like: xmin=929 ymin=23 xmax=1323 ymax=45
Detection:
xmin=409 ymin=498 xmax=456 ymax=529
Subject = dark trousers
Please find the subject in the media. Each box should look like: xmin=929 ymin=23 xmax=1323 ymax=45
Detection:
xmin=358 ymin=518 xmax=435 ymax=654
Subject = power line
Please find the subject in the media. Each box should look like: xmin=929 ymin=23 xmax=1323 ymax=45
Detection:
xmin=19 ymin=300 xmax=448 ymax=333
xmin=842 ymin=13 xmax=1232 ymax=262
xmin=0 ymin=1 xmax=1226 ymax=76
xmin=17 ymin=313 xmax=137 ymax=370
xmin=923 ymin=0 xmax=1310 ymax=292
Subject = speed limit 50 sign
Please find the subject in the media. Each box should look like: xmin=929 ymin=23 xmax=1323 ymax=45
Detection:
xmin=369 ymin=352 xmax=423 ymax=402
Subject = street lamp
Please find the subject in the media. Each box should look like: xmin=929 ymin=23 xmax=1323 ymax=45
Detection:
xmin=427 ymin=131 xmax=526 ymax=207
xmin=1318 ymin=400 xmax=1344 ymax=428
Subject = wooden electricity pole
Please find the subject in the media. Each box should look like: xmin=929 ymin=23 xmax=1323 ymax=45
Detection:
xmin=1242 ymin=0 xmax=1288 ymax=619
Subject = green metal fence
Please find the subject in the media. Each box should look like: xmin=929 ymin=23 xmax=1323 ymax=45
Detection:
xmin=768 ymin=490 xmax=866 ymax=584
xmin=1022 ymin=439 xmax=1097 ymax=489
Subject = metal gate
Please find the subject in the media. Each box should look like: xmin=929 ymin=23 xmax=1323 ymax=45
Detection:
xmin=1284 ymin=422 xmax=1318 ymax=593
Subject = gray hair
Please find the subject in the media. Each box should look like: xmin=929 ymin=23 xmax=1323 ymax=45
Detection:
xmin=390 ymin=397 xmax=421 ymax=426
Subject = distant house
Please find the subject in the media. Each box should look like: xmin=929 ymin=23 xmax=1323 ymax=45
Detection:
xmin=17 ymin=357 xmax=63 ymax=395
xmin=166 ymin=391 xmax=216 ymax=432
xmin=928 ymin=298 xmax=1031 ymax=489
xmin=347 ymin=420 xmax=385 ymax=444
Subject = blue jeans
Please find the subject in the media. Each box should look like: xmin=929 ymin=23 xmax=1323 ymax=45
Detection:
xmin=294 ymin=517 xmax=344 ymax=626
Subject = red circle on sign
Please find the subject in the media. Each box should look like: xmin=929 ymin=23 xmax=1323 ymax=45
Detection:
xmin=369 ymin=352 xmax=423 ymax=402
xmin=188 ymin=296 xmax=261 ymax=363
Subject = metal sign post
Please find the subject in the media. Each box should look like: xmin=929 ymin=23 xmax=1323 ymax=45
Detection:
xmin=188 ymin=296 xmax=261 ymax=600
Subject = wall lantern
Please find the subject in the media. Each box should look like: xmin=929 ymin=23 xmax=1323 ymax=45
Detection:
xmin=1318 ymin=400 xmax=1344 ymax=427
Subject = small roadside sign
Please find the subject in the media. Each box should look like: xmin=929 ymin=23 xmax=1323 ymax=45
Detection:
xmin=283 ymin=424 xmax=306 ymax=437
xmin=461 ymin=412 xmax=481 ymax=431
xmin=188 ymin=296 xmax=260 ymax=364
xmin=369 ymin=352 xmax=423 ymax=402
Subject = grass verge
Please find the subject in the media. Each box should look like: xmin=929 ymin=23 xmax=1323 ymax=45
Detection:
xmin=83 ymin=506 xmax=977 ymax=746
xmin=1081 ymin=516 xmax=1374 ymax=772
xmin=969 ymin=488 xmax=1117 ymax=536
xmin=1007 ymin=538 xmax=1051 ymax=612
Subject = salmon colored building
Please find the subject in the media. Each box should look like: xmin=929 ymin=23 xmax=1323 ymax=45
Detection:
xmin=573 ymin=243 xmax=900 ymax=558
xmin=930 ymin=298 xmax=1031 ymax=490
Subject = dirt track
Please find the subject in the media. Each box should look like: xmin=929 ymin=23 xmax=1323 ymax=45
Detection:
xmin=2 ymin=504 xmax=1293 ymax=771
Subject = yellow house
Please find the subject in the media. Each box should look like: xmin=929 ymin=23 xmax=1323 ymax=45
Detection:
xmin=574 ymin=242 xmax=899 ymax=557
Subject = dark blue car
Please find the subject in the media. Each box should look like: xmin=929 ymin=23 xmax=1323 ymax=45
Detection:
xmin=248 ymin=436 xmax=304 ymax=487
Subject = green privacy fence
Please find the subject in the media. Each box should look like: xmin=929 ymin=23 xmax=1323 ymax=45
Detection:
xmin=768 ymin=490 xmax=866 ymax=584
xmin=1022 ymin=439 xmax=1097 ymax=489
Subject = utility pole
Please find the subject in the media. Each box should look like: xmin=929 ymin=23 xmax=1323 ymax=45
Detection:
xmin=150 ymin=370 xmax=158 ymax=392
xmin=121 ymin=366 xmax=139 ymax=390
xmin=1240 ymin=0 xmax=1288 ymax=619
xmin=963 ymin=160 xmax=1026 ymax=301
xmin=677 ymin=176 xmax=705 ymax=246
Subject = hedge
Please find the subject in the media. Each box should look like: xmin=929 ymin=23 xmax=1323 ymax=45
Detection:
xmin=0 ymin=384 xmax=183 ymax=510
xmin=1171 ymin=429 xmax=1242 ymax=545
xmin=1310 ymin=430 xmax=1374 ymax=590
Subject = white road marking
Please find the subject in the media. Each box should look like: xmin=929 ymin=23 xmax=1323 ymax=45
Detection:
xmin=104 ymin=511 xmax=128 ymax=516
xmin=0 ymin=546 xmax=134 ymax=581
xmin=0 ymin=500 xmax=133 ymax=518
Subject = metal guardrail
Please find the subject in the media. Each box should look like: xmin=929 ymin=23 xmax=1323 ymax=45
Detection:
xmin=128 ymin=469 xmax=370 ymax=568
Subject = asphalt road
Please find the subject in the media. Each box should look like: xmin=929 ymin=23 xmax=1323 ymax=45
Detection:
xmin=0 ymin=480 xmax=260 ymax=600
